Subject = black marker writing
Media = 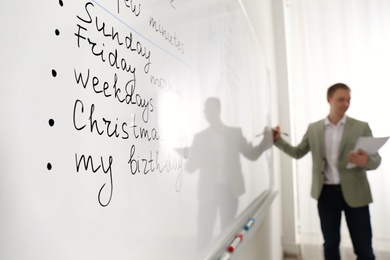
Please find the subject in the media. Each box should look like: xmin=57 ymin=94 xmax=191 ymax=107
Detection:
xmin=76 ymin=2 xmax=152 ymax=73
xmin=74 ymin=69 xmax=155 ymax=123
xmin=150 ymin=74 xmax=183 ymax=100
xmin=73 ymin=99 xmax=160 ymax=141
xmin=128 ymin=145 xmax=184 ymax=191
xmin=149 ymin=16 xmax=184 ymax=54
xmin=117 ymin=0 xmax=141 ymax=16
xmin=170 ymin=0 xmax=176 ymax=9
xmin=75 ymin=153 xmax=114 ymax=207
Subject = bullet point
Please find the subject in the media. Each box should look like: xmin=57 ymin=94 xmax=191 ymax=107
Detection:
xmin=49 ymin=119 xmax=55 ymax=126
xmin=47 ymin=163 xmax=52 ymax=170
xmin=52 ymin=69 xmax=57 ymax=77
xmin=55 ymin=29 xmax=60 ymax=36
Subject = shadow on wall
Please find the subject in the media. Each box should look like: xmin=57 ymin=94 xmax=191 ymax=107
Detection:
xmin=184 ymin=97 xmax=273 ymax=252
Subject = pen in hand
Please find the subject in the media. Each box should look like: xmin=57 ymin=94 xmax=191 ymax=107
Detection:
xmin=255 ymin=130 xmax=289 ymax=137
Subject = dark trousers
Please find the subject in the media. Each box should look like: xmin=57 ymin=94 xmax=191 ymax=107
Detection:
xmin=317 ymin=185 xmax=375 ymax=260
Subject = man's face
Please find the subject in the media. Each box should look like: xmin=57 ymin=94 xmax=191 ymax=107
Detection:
xmin=328 ymin=88 xmax=351 ymax=117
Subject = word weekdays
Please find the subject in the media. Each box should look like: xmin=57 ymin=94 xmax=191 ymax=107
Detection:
xmin=74 ymin=146 xmax=184 ymax=207
xmin=73 ymin=68 xmax=154 ymax=124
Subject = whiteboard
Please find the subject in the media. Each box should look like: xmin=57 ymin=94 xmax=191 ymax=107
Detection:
xmin=0 ymin=0 xmax=273 ymax=259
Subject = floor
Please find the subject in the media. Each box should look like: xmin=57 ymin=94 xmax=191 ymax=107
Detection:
xmin=284 ymin=244 xmax=390 ymax=260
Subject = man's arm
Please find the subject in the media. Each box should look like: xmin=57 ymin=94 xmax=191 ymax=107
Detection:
xmin=347 ymin=123 xmax=382 ymax=170
xmin=273 ymin=125 xmax=311 ymax=159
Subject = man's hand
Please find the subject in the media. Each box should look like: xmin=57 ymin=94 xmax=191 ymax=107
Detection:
xmin=273 ymin=126 xmax=281 ymax=141
xmin=348 ymin=149 xmax=369 ymax=167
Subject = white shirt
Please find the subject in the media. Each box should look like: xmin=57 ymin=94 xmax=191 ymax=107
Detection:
xmin=324 ymin=115 xmax=346 ymax=184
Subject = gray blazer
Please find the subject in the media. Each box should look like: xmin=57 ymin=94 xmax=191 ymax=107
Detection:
xmin=275 ymin=116 xmax=381 ymax=207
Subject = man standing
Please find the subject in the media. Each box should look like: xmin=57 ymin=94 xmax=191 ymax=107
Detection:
xmin=273 ymin=83 xmax=381 ymax=259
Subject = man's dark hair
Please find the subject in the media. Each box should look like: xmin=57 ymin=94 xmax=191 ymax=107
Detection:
xmin=327 ymin=83 xmax=351 ymax=98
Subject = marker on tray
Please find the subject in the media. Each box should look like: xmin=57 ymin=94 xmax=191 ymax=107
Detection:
xmin=228 ymin=234 xmax=243 ymax=252
xmin=219 ymin=251 xmax=231 ymax=260
xmin=238 ymin=229 xmax=247 ymax=237
xmin=244 ymin=218 xmax=255 ymax=231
